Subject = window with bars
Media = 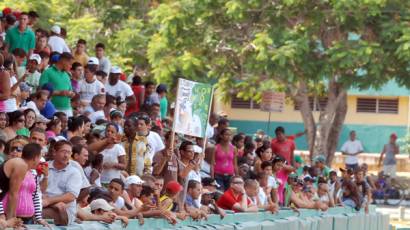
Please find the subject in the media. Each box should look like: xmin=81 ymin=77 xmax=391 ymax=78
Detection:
xmin=294 ymin=97 xmax=328 ymax=111
xmin=356 ymin=98 xmax=399 ymax=114
xmin=231 ymin=96 xmax=260 ymax=109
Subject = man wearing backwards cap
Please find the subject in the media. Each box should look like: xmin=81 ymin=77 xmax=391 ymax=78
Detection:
xmin=378 ymin=133 xmax=399 ymax=177
xmin=105 ymin=66 xmax=136 ymax=109
xmin=123 ymin=175 xmax=144 ymax=208
xmin=48 ymin=25 xmax=71 ymax=53
xmin=89 ymin=199 xmax=129 ymax=227
xmin=26 ymin=54 xmax=42 ymax=90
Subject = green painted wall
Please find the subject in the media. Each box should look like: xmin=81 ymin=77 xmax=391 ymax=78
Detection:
xmin=230 ymin=120 xmax=407 ymax=153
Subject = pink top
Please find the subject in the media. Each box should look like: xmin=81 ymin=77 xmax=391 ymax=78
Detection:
xmin=214 ymin=144 xmax=235 ymax=175
xmin=2 ymin=172 xmax=36 ymax=217
xmin=275 ymin=169 xmax=289 ymax=205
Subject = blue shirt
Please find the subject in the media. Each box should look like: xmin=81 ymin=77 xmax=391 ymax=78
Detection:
xmin=40 ymin=100 xmax=57 ymax=119
xmin=185 ymin=194 xmax=199 ymax=208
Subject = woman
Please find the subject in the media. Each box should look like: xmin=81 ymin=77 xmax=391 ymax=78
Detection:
xmin=4 ymin=137 xmax=29 ymax=160
xmin=100 ymin=123 xmax=126 ymax=186
xmin=0 ymin=54 xmax=11 ymax=113
xmin=34 ymin=34 xmax=51 ymax=56
xmin=341 ymin=181 xmax=361 ymax=211
xmin=211 ymin=128 xmax=238 ymax=191
xmin=78 ymin=115 xmax=91 ymax=137
xmin=46 ymin=117 xmax=62 ymax=140
xmin=2 ymin=110 xmax=25 ymax=142
xmin=254 ymin=143 xmax=274 ymax=174
xmin=0 ymin=143 xmax=48 ymax=226
xmin=16 ymin=109 xmax=36 ymax=137
xmin=67 ymin=116 xmax=85 ymax=140
xmin=232 ymin=133 xmax=245 ymax=157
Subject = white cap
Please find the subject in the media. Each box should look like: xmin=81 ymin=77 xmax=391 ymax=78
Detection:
xmin=193 ymin=145 xmax=203 ymax=154
xmin=87 ymin=57 xmax=99 ymax=66
xmin=29 ymin=54 xmax=42 ymax=64
xmin=51 ymin=25 xmax=61 ymax=35
xmin=89 ymin=199 xmax=114 ymax=212
xmin=110 ymin=66 xmax=122 ymax=74
xmin=125 ymin=175 xmax=144 ymax=188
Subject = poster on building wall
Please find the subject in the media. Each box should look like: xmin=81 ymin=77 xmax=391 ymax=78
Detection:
xmin=260 ymin=91 xmax=285 ymax=112
xmin=173 ymin=78 xmax=213 ymax=138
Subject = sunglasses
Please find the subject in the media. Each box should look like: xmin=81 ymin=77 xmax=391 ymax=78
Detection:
xmin=232 ymin=181 xmax=244 ymax=185
xmin=11 ymin=146 xmax=23 ymax=152
xmin=17 ymin=119 xmax=25 ymax=123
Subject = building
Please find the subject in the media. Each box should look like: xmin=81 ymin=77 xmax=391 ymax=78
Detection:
xmin=215 ymin=80 xmax=410 ymax=154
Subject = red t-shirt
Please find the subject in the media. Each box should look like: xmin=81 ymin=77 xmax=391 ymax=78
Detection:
xmin=125 ymin=85 xmax=144 ymax=117
xmin=217 ymin=188 xmax=251 ymax=212
xmin=271 ymin=139 xmax=295 ymax=165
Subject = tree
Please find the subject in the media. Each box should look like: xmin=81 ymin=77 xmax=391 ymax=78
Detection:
xmin=148 ymin=0 xmax=410 ymax=164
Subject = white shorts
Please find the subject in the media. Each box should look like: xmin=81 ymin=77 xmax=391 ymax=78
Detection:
xmin=383 ymin=164 xmax=397 ymax=177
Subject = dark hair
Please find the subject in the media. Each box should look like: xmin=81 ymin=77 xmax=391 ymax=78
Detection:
xmin=7 ymin=110 xmax=24 ymax=126
xmin=38 ymin=51 xmax=50 ymax=59
xmin=77 ymin=39 xmax=87 ymax=45
xmin=12 ymin=48 xmax=27 ymax=58
xmin=68 ymin=116 xmax=85 ymax=132
xmin=261 ymin=161 xmax=272 ymax=170
xmin=35 ymin=90 xmax=49 ymax=100
xmin=20 ymin=12 xmax=29 ymax=17
xmin=24 ymin=108 xmax=36 ymax=117
xmin=95 ymin=70 xmax=107 ymax=77
xmin=85 ymin=64 xmax=98 ymax=73
xmin=144 ymin=81 xmax=155 ymax=88
xmin=46 ymin=117 xmax=61 ymax=131
xmin=72 ymin=144 xmax=86 ymax=158
xmin=275 ymin=126 xmax=285 ymax=135
xmin=59 ymin=52 xmax=73 ymax=60
xmin=106 ymin=122 xmax=119 ymax=133
xmin=218 ymin=117 xmax=229 ymax=126
xmin=95 ymin=43 xmax=105 ymax=49
xmin=342 ymin=181 xmax=361 ymax=211
xmin=272 ymin=156 xmax=285 ymax=164
xmin=140 ymin=185 xmax=154 ymax=197
xmin=179 ymin=140 xmax=194 ymax=151
xmin=92 ymin=154 xmax=104 ymax=168
xmin=188 ymin=180 xmax=200 ymax=190
xmin=53 ymin=140 xmax=72 ymax=152
xmin=110 ymin=178 xmax=125 ymax=190
xmin=216 ymin=128 xmax=231 ymax=143
xmin=255 ymin=144 xmax=271 ymax=159
xmin=244 ymin=141 xmax=255 ymax=152
xmin=71 ymin=62 xmax=82 ymax=70
xmin=132 ymin=76 xmax=142 ymax=85
xmin=136 ymin=113 xmax=151 ymax=125
xmin=54 ymin=112 xmax=67 ymax=120
xmin=232 ymin=134 xmax=245 ymax=146
xmin=28 ymin=11 xmax=39 ymax=18
xmin=69 ymin=136 xmax=85 ymax=146
xmin=22 ymin=143 xmax=42 ymax=160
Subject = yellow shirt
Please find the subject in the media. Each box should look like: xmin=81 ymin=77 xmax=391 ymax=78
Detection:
xmin=73 ymin=52 xmax=89 ymax=67
xmin=122 ymin=135 xmax=150 ymax=176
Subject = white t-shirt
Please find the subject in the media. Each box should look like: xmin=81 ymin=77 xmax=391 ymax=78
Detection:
xmin=70 ymin=160 xmax=91 ymax=189
xmin=187 ymin=170 xmax=201 ymax=183
xmin=258 ymin=187 xmax=268 ymax=206
xmin=25 ymin=101 xmax=48 ymax=121
xmin=341 ymin=140 xmax=364 ymax=165
xmin=267 ymin=176 xmax=279 ymax=189
xmin=114 ymin=197 xmax=125 ymax=209
xmin=105 ymin=81 xmax=133 ymax=101
xmin=89 ymin=110 xmax=105 ymax=124
xmin=100 ymin=144 xmax=126 ymax=184
xmin=79 ymin=79 xmax=105 ymax=104
xmin=48 ymin=36 xmax=71 ymax=53
xmin=4 ymin=76 xmax=17 ymax=112
xmin=140 ymin=131 xmax=165 ymax=174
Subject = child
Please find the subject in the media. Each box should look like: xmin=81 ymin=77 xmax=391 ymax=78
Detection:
xmin=89 ymin=154 xmax=103 ymax=187
xmin=90 ymin=199 xmax=129 ymax=228
xmin=261 ymin=161 xmax=278 ymax=204
xmin=108 ymin=178 xmax=144 ymax=224
xmin=201 ymin=189 xmax=226 ymax=218
xmin=160 ymin=181 xmax=187 ymax=220
xmin=139 ymin=185 xmax=177 ymax=224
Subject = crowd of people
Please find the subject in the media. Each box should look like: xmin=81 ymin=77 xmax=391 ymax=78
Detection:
xmin=0 ymin=7 xmax=397 ymax=229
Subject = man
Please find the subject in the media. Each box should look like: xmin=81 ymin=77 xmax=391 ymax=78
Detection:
xmin=143 ymin=81 xmax=160 ymax=109
xmin=153 ymin=131 xmax=178 ymax=186
xmin=28 ymin=11 xmax=39 ymax=28
xmin=178 ymin=141 xmax=197 ymax=186
xmin=43 ymin=140 xmax=82 ymax=225
xmin=185 ymin=180 xmax=207 ymax=220
xmin=313 ymin=155 xmax=331 ymax=179
xmin=26 ymin=90 xmax=49 ymax=121
xmin=271 ymin=126 xmax=295 ymax=166
xmin=105 ymin=66 xmax=136 ymax=110
xmin=95 ymin=43 xmax=111 ymax=75
xmin=79 ymin=58 xmax=105 ymax=106
xmin=25 ymin=54 xmax=42 ymax=91
xmin=47 ymin=25 xmax=71 ymax=53
xmin=216 ymin=176 xmax=258 ymax=212
xmin=124 ymin=114 xmax=165 ymax=176
xmin=123 ymin=175 xmax=144 ymax=209
xmin=378 ymin=133 xmax=399 ymax=177
xmin=39 ymin=52 xmax=75 ymax=116
xmin=244 ymin=179 xmax=278 ymax=213
xmin=73 ymin=39 xmax=89 ymax=67
xmin=157 ymin=84 xmax=168 ymax=119
xmin=4 ymin=12 xmax=35 ymax=57
xmin=71 ymin=145 xmax=91 ymax=189
xmin=341 ymin=130 xmax=364 ymax=170
xmin=88 ymin=97 xmax=106 ymax=124
xmin=149 ymin=103 xmax=162 ymax=128
xmin=70 ymin=62 xmax=83 ymax=93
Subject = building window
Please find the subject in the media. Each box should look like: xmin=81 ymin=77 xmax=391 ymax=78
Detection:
xmin=294 ymin=96 xmax=328 ymax=111
xmin=231 ymin=95 xmax=260 ymax=109
xmin=356 ymin=98 xmax=398 ymax=114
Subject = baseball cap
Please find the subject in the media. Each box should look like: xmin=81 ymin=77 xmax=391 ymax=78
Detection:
xmin=51 ymin=25 xmax=61 ymax=35
xmin=166 ymin=181 xmax=183 ymax=194
xmin=156 ymin=84 xmax=168 ymax=93
xmin=110 ymin=66 xmax=122 ymax=74
xmin=109 ymin=109 xmax=123 ymax=118
xmin=193 ymin=145 xmax=202 ymax=154
xmin=313 ymin=155 xmax=326 ymax=164
xmin=88 ymin=57 xmax=99 ymax=66
xmin=29 ymin=54 xmax=42 ymax=64
xmin=294 ymin=155 xmax=304 ymax=164
xmin=90 ymin=199 xmax=114 ymax=212
xmin=125 ymin=175 xmax=144 ymax=188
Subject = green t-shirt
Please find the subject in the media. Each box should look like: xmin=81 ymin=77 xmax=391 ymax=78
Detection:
xmin=321 ymin=166 xmax=331 ymax=179
xmin=5 ymin=26 xmax=36 ymax=53
xmin=296 ymin=166 xmax=304 ymax=177
xmin=39 ymin=65 xmax=73 ymax=110
xmin=16 ymin=127 xmax=30 ymax=137
xmin=0 ymin=153 xmax=5 ymax=165
xmin=160 ymin=96 xmax=168 ymax=119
